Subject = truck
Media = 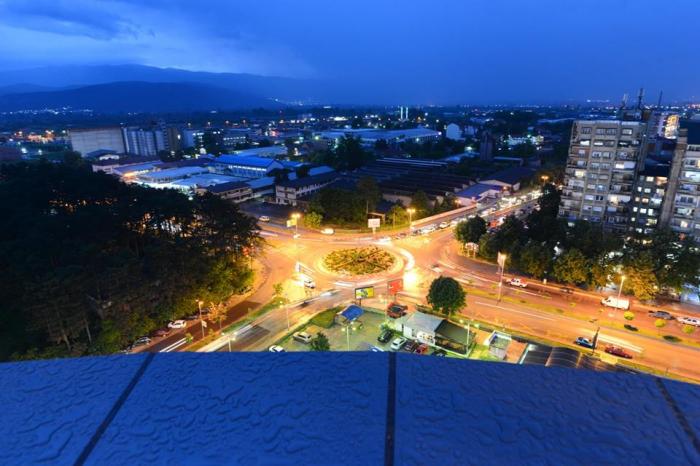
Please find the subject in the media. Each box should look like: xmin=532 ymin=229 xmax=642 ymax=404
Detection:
xmin=601 ymin=296 xmax=630 ymax=310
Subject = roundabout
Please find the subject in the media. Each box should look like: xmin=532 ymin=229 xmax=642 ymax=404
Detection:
xmin=322 ymin=246 xmax=396 ymax=276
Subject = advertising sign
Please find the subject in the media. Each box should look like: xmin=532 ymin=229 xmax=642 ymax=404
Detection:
xmin=354 ymin=286 xmax=375 ymax=300
xmin=387 ymin=278 xmax=404 ymax=295
xmin=367 ymin=218 xmax=381 ymax=229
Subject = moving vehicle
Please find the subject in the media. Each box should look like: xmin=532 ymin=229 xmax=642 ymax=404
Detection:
xmin=678 ymin=316 xmax=700 ymax=327
xmin=438 ymin=221 xmax=450 ymax=229
xmin=560 ymin=287 xmax=574 ymax=295
xmin=574 ymin=337 xmax=594 ymax=349
xmin=387 ymin=303 xmax=408 ymax=319
xmin=648 ymin=310 xmax=674 ymax=320
xmin=134 ymin=336 xmax=151 ymax=346
xmin=601 ymin=296 xmax=630 ymax=310
xmin=378 ymin=329 xmax=393 ymax=343
xmin=168 ymin=320 xmax=187 ymax=329
xmin=184 ymin=313 xmax=200 ymax=321
xmin=293 ymin=331 xmax=313 ymax=344
xmin=303 ymin=278 xmax=316 ymax=289
xmin=422 ymin=224 xmax=437 ymax=234
xmin=604 ymin=345 xmax=633 ymax=359
xmin=259 ymin=215 xmax=270 ymax=222
xmin=152 ymin=328 xmax=171 ymax=337
xmin=268 ymin=345 xmax=285 ymax=352
xmin=293 ymin=233 xmax=301 ymax=239
xmin=390 ymin=336 xmax=407 ymax=351
xmin=506 ymin=278 xmax=527 ymax=288
xmin=377 ymin=236 xmax=392 ymax=244
xmin=321 ymin=228 xmax=335 ymax=235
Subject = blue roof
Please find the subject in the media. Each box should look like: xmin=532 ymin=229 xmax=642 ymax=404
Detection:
xmin=456 ymin=183 xmax=502 ymax=199
xmin=1 ymin=353 xmax=699 ymax=464
xmin=214 ymin=155 xmax=279 ymax=168
xmin=341 ymin=304 xmax=364 ymax=321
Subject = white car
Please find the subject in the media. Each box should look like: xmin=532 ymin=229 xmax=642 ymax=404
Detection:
xmin=438 ymin=221 xmax=450 ymax=229
xmin=167 ymin=320 xmax=187 ymax=329
xmin=303 ymin=278 xmax=316 ymax=289
xmin=506 ymin=278 xmax=527 ymax=288
xmin=430 ymin=264 xmax=442 ymax=273
xmin=259 ymin=215 xmax=270 ymax=222
xmin=377 ymin=236 xmax=392 ymax=244
xmin=293 ymin=331 xmax=313 ymax=344
xmin=390 ymin=336 xmax=407 ymax=351
xmin=321 ymin=228 xmax=335 ymax=235
xmin=268 ymin=345 xmax=285 ymax=352
xmin=678 ymin=316 xmax=700 ymax=327
xmin=293 ymin=233 xmax=301 ymax=239
xmin=422 ymin=224 xmax=437 ymax=234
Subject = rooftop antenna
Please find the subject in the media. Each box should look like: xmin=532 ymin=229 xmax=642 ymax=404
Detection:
xmin=637 ymin=87 xmax=644 ymax=110
xmin=620 ymin=93 xmax=629 ymax=112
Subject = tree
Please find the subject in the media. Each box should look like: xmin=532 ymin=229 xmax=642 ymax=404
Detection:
xmin=332 ymin=136 xmax=373 ymax=170
xmin=209 ymin=302 xmax=227 ymax=331
xmin=623 ymin=311 xmax=635 ymax=321
xmin=427 ymin=277 xmax=466 ymax=316
xmin=682 ymin=325 xmax=696 ymax=336
xmin=654 ymin=319 xmax=667 ymax=335
xmin=477 ymin=233 xmax=499 ymax=262
xmin=356 ymin=176 xmax=381 ymax=213
xmin=518 ymin=241 xmax=552 ymax=279
xmin=553 ymin=249 xmax=589 ymax=285
xmin=310 ymin=332 xmax=330 ymax=351
xmin=303 ymin=211 xmax=323 ymax=229
xmin=624 ymin=252 xmax=659 ymax=301
xmin=387 ymin=204 xmax=408 ymax=227
xmin=410 ymin=191 xmax=430 ymax=218
xmin=272 ymin=283 xmax=286 ymax=304
xmin=455 ymin=216 xmax=487 ymax=245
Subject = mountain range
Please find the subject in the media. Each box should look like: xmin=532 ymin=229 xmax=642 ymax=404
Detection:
xmin=0 ymin=65 xmax=326 ymax=113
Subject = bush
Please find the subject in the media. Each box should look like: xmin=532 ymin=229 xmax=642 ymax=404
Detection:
xmin=311 ymin=307 xmax=340 ymax=328
xmin=324 ymin=246 xmax=395 ymax=275
xmin=623 ymin=311 xmax=635 ymax=321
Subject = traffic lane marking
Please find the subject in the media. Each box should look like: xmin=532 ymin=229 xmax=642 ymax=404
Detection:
xmin=475 ymin=301 xmax=555 ymax=321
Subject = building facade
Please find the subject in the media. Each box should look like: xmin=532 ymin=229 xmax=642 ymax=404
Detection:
xmin=559 ymin=120 xmax=647 ymax=230
xmin=70 ymin=127 xmax=126 ymax=156
xmin=629 ymin=166 xmax=668 ymax=235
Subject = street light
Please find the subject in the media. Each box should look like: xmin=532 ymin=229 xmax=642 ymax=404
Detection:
xmin=407 ymin=207 xmax=415 ymax=232
xmin=497 ymin=253 xmax=507 ymax=302
xmin=617 ymin=275 xmax=626 ymax=303
xmin=344 ymin=324 xmax=355 ymax=351
xmin=291 ymin=212 xmax=301 ymax=236
xmin=197 ymin=299 xmax=205 ymax=339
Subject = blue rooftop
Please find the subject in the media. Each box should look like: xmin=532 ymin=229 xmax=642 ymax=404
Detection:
xmin=1 ymin=353 xmax=699 ymax=464
xmin=214 ymin=154 xmax=280 ymax=168
xmin=340 ymin=304 xmax=364 ymax=322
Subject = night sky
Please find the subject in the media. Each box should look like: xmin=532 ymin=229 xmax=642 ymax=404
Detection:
xmin=0 ymin=0 xmax=698 ymax=104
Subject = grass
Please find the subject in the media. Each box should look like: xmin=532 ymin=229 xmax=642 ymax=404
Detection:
xmin=310 ymin=307 xmax=341 ymax=328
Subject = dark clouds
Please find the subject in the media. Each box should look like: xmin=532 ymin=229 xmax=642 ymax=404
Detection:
xmin=0 ymin=0 xmax=698 ymax=103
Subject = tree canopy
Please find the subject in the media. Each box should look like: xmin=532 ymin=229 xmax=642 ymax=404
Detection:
xmin=427 ymin=277 xmax=466 ymax=316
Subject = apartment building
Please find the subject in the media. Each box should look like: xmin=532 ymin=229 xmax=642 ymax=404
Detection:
xmin=629 ymin=165 xmax=668 ymax=235
xmin=661 ymin=123 xmax=700 ymax=239
xmin=559 ymin=120 xmax=647 ymax=230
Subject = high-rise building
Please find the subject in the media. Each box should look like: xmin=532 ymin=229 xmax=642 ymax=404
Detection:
xmin=559 ymin=120 xmax=647 ymax=230
xmin=69 ymin=127 xmax=126 ymax=157
xmin=660 ymin=122 xmax=700 ymax=239
xmin=629 ymin=165 xmax=668 ymax=235
xmin=122 ymin=127 xmax=167 ymax=157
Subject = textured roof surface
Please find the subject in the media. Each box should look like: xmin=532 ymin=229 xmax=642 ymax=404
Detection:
xmin=1 ymin=353 xmax=699 ymax=465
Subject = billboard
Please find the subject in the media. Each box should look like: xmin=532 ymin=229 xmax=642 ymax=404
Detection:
xmin=368 ymin=218 xmax=381 ymax=229
xmin=286 ymin=218 xmax=297 ymax=228
xmin=387 ymin=278 xmax=404 ymax=295
xmin=355 ymin=286 xmax=375 ymax=300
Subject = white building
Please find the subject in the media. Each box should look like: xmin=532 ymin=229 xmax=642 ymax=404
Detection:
xmin=275 ymin=172 xmax=338 ymax=206
xmin=70 ymin=127 xmax=126 ymax=156
xmin=212 ymin=155 xmax=284 ymax=178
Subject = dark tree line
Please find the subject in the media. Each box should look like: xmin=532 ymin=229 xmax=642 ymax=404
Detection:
xmin=0 ymin=162 xmax=260 ymax=360
xmin=456 ymin=183 xmax=700 ymax=300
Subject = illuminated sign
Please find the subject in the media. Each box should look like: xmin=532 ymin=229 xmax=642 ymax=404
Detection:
xmin=355 ymin=286 xmax=374 ymax=300
xmin=387 ymin=279 xmax=404 ymax=295
xmin=368 ymin=218 xmax=381 ymax=229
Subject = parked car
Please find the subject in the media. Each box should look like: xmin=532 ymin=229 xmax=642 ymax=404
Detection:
xmin=601 ymin=296 xmax=630 ymax=310
xmin=438 ymin=221 xmax=450 ymax=229
xmin=432 ymin=349 xmax=447 ymax=357
xmin=321 ymin=228 xmax=335 ymax=235
xmin=133 ymin=336 xmax=151 ymax=346
xmin=293 ymin=331 xmax=313 ymax=344
xmin=678 ymin=316 xmax=700 ymax=327
xmin=422 ymin=224 xmax=437 ymax=233
xmin=293 ymin=233 xmax=301 ymax=239
xmin=404 ymin=340 xmax=419 ymax=352
xmin=268 ymin=345 xmax=285 ymax=352
xmin=387 ymin=303 xmax=408 ymax=319
xmin=390 ymin=336 xmax=407 ymax=351
xmin=378 ymin=329 xmax=393 ymax=343
xmin=560 ymin=287 xmax=574 ymax=295
xmin=604 ymin=345 xmax=633 ymax=359
xmin=258 ymin=215 xmax=270 ymax=222
xmin=152 ymin=328 xmax=171 ymax=338
xmin=168 ymin=320 xmax=187 ymax=329
xmin=184 ymin=313 xmax=200 ymax=321
xmin=506 ymin=278 xmax=527 ymax=288
xmin=574 ymin=337 xmax=594 ymax=349
xmin=303 ymin=278 xmax=316 ymax=289
xmin=649 ymin=310 xmax=674 ymax=320
xmin=414 ymin=343 xmax=429 ymax=355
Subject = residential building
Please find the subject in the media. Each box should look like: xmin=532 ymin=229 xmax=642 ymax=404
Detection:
xmin=629 ymin=165 xmax=668 ymax=235
xmin=660 ymin=123 xmax=700 ymax=239
xmin=275 ymin=172 xmax=338 ymax=206
xmin=559 ymin=120 xmax=647 ymax=230
xmin=198 ymin=181 xmax=253 ymax=203
xmin=123 ymin=127 xmax=167 ymax=157
xmin=70 ymin=127 xmax=126 ymax=156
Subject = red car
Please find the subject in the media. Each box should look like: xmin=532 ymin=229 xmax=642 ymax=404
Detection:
xmin=387 ymin=303 xmax=408 ymax=319
xmin=414 ymin=344 xmax=429 ymax=355
xmin=604 ymin=345 xmax=633 ymax=359
xmin=152 ymin=328 xmax=171 ymax=338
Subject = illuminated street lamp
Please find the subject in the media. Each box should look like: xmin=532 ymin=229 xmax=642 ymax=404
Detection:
xmin=617 ymin=274 xmax=626 ymax=303
xmin=291 ymin=212 xmax=301 ymax=236
xmin=196 ymin=299 xmax=205 ymax=339
xmin=407 ymin=207 xmax=416 ymax=232
xmin=497 ymin=253 xmax=507 ymax=302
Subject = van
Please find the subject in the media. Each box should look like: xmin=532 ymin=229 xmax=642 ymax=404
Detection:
xmin=601 ymin=296 xmax=630 ymax=310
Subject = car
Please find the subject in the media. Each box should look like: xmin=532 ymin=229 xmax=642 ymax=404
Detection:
xmin=369 ymin=345 xmax=385 ymax=352
xmin=390 ymin=337 xmax=407 ymax=351
xmin=293 ymin=331 xmax=313 ymax=344
xmin=394 ymin=232 xmax=407 ymax=240
xmin=199 ymin=307 xmax=211 ymax=316
xmin=506 ymin=278 xmax=527 ymax=288
xmin=321 ymin=227 xmax=335 ymax=235
xmin=601 ymin=296 xmax=630 ymax=310
xmin=378 ymin=329 xmax=393 ymax=343
xmin=432 ymin=349 xmax=447 ymax=357
xmin=133 ymin=336 xmax=151 ymax=346
xmin=377 ymin=236 xmax=392 ymax=244
xmin=604 ymin=345 xmax=633 ymax=359
xmin=560 ymin=287 xmax=574 ymax=295
xmin=152 ymin=328 xmax=171 ymax=338
xmin=292 ymin=233 xmax=301 ymax=239
xmin=303 ymin=278 xmax=316 ymax=289
xmin=430 ymin=264 xmax=442 ymax=273
xmin=648 ymin=310 xmax=674 ymax=320
xmin=403 ymin=340 xmax=419 ymax=352
xmin=168 ymin=320 xmax=187 ymax=329
xmin=422 ymin=224 xmax=437 ymax=234
xmin=414 ymin=343 xmax=429 ymax=355
xmin=574 ymin=337 xmax=594 ymax=349
xmin=438 ymin=221 xmax=450 ymax=229
xmin=678 ymin=316 xmax=700 ymax=327
xmin=268 ymin=345 xmax=285 ymax=352
xmin=258 ymin=215 xmax=270 ymax=222
xmin=450 ymin=219 xmax=460 ymax=227
xmin=387 ymin=303 xmax=408 ymax=318
xmin=184 ymin=313 xmax=200 ymax=321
